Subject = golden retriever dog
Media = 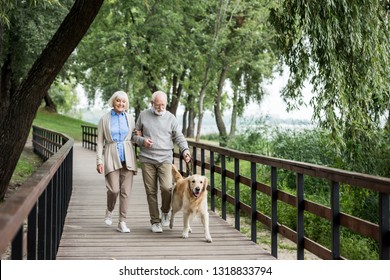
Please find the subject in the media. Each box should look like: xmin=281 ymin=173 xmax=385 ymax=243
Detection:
xmin=170 ymin=164 xmax=212 ymax=243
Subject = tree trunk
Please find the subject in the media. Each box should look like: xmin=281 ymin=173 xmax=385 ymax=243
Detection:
xmin=142 ymin=65 xmax=159 ymax=94
xmin=43 ymin=92 xmax=57 ymax=112
xmin=186 ymin=94 xmax=195 ymax=138
xmin=230 ymin=89 xmax=238 ymax=137
xmin=182 ymin=109 xmax=188 ymax=135
xmin=214 ymin=66 xmax=229 ymax=146
xmin=168 ymin=70 xmax=186 ymax=116
xmin=0 ymin=22 xmax=3 ymax=70
xmin=195 ymin=66 xmax=211 ymax=142
xmin=0 ymin=54 xmax=12 ymax=121
xmin=195 ymin=92 xmax=205 ymax=142
xmin=187 ymin=109 xmax=195 ymax=138
xmin=0 ymin=0 xmax=104 ymax=200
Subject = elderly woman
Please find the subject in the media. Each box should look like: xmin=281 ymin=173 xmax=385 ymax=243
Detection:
xmin=96 ymin=91 xmax=137 ymax=233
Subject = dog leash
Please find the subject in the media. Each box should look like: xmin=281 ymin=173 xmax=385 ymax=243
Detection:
xmin=185 ymin=155 xmax=193 ymax=176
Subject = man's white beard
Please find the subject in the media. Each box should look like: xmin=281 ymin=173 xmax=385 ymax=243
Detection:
xmin=151 ymin=107 xmax=166 ymax=116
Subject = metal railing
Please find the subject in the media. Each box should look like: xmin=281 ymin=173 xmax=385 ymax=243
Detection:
xmin=0 ymin=126 xmax=73 ymax=260
xmin=81 ymin=125 xmax=390 ymax=259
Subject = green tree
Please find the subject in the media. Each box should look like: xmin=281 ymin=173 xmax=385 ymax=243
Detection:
xmin=48 ymin=77 xmax=79 ymax=114
xmin=70 ymin=0 xmax=278 ymax=145
xmin=0 ymin=1 xmax=74 ymax=113
xmin=199 ymin=0 xmax=278 ymax=146
xmin=0 ymin=0 xmax=104 ymax=200
xmin=70 ymin=0 xmax=196 ymax=118
xmin=269 ymin=1 xmax=390 ymax=166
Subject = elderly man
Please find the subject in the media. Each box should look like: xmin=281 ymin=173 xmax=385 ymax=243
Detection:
xmin=134 ymin=91 xmax=191 ymax=233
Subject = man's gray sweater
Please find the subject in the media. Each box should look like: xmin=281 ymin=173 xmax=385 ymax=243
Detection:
xmin=134 ymin=109 xmax=189 ymax=164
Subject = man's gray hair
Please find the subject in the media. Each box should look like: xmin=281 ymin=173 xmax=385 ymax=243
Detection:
xmin=151 ymin=91 xmax=167 ymax=103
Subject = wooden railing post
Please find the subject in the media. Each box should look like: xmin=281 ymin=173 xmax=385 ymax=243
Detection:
xmin=331 ymin=181 xmax=341 ymax=259
xmin=271 ymin=166 xmax=278 ymax=258
xmin=221 ymin=154 xmax=227 ymax=220
xmin=296 ymin=173 xmax=304 ymax=260
xmin=251 ymin=162 xmax=257 ymax=243
xmin=77 ymin=127 xmax=390 ymax=260
xmin=234 ymin=158 xmax=240 ymax=231
xmin=210 ymin=151 xmax=215 ymax=212
xmin=379 ymin=193 xmax=390 ymax=259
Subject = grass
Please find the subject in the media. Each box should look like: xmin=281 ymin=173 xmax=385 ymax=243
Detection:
xmin=32 ymin=108 xmax=96 ymax=142
xmin=10 ymin=146 xmax=42 ymax=186
xmin=9 ymin=109 xmax=95 ymax=192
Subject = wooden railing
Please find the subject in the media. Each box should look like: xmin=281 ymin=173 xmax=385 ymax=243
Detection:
xmin=0 ymin=126 xmax=73 ymax=260
xmin=80 ymin=125 xmax=390 ymax=260
xmin=81 ymin=125 xmax=97 ymax=151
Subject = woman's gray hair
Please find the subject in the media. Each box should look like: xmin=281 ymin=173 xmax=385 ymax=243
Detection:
xmin=108 ymin=91 xmax=129 ymax=110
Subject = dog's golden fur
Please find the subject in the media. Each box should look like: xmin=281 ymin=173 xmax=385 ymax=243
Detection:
xmin=170 ymin=164 xmax=212 ymax=243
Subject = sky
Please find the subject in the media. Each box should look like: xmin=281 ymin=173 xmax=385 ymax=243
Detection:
xmin=245 ymin=70 xmax=313 ymax=120
xmin=76 ymin=69 xmax=314 ymax=125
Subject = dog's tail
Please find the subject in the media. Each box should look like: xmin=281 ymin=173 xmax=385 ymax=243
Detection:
xmin=172 ymin=164 xmax=183 ymax=182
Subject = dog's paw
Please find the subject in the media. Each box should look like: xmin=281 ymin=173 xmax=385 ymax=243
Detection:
xmin=182 ymin=232 xmax=189 ymax=239
xmin=205 ymin=234 xmax=212 ymax=243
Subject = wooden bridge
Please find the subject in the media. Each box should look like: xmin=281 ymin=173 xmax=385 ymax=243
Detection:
xmin=1 ymin=126 xmax=389 ymax=261
xmin=55 ymin=142 xmax=274 ymax=260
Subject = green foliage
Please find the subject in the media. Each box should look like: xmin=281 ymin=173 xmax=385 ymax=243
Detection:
xmin=342 ymin=128 xmax=390 ymax=177
xmin=0 ymin=1 xmax=60 ymax=26
xmin=340 ymin=185 xmax=379 ymax=223
xmin=48 ymin=78 xmax=80 ymax=114
xmin=271 ymin=129 xmax=337 ymax=166
xmin=1 ymin=0 xmax=72 ymax=80
xmin=271 ymin=126 xmax=389 ymax=176
xmin=210 ymin=119 xmax=388 ymax=259
xmin=340 ymin=229 xmax=379 ymax=260
xmin=68 ymin=0 xmax=279 ymax=143
xmin=227 ymin=117 xmax=271 ymax=155
xmin=269 ymin=0 xmax=390 ymax=164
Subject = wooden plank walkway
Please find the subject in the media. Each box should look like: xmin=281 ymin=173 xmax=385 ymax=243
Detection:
xmin=56 ymin=143 xmax=275 ymax=260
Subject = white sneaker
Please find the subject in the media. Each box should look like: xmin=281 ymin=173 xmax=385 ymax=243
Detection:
xmin=104 ymin=210 xmax=112 ymax=226
xmin=117 ymin=221 xmax=130 ymax=233
xmin=151 ymin=223 xmax=163 ymax=233
xmin=161 ymin=212 xmax=170 ymax=227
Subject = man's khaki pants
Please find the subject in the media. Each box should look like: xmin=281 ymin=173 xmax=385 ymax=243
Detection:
xmin=141 ymin=162 xmax=172 ymax=225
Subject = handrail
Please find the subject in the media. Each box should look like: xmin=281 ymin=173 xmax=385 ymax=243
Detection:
xmin=80 ymin=125 xmax=390 ymax=259
xmin=0 ymin=126 xmax=73 ymax=260
xmin=81 ymin=125 xmax=97 ymax=151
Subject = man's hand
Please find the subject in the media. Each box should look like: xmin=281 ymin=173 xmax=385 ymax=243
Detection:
xmin=183 ymin=149 xmax=191 ymax=163
xmin=143 ymin=138 xmax=153 ymax=148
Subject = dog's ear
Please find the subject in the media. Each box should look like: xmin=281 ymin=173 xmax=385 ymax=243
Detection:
xmin=186 ymin=176 xmax=192 ymax=187
xmin=202 ymin=176 xmax=208 ymax=191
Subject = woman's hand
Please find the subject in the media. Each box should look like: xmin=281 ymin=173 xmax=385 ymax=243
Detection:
xmin=97 ymin=164 xmax=103 ymax=174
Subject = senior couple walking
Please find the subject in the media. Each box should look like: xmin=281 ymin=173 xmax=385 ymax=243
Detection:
xmin=96 ymin=90 xmax=191 ymax=233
